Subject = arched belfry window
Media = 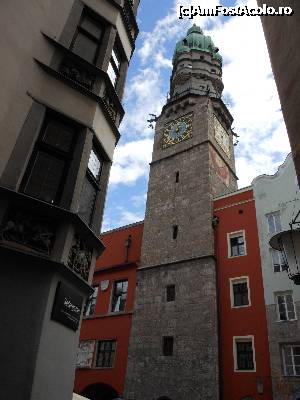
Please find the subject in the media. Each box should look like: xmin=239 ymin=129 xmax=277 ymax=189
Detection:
xmin=157 ymin=397 xmax=172 ymax=400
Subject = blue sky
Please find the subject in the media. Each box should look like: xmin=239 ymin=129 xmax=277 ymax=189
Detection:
xmin=101 ymin=0 xmax=290 ymax=232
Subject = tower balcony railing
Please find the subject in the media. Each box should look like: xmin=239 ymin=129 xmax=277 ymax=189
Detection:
xmin=169 ymin=87 xmax=221 ymax=102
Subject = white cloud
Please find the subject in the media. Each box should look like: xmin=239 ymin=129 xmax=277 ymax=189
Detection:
xmin=131 ymin=193 xmax=147 ymax=208
xmin=117 ymin=207 xmax=144 ymax=226
xmin=103 ymin=0 xmax=291 ymax=229
xmin=109 ymin=139 xmax=153 ymax=186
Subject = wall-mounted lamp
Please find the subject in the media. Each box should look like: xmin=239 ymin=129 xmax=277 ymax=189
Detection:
xmin=270 ymin=210 xmax=300 ymax=285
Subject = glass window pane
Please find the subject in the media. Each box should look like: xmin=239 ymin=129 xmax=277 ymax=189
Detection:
xmin=275 ymin=213 xmax=282 ymax=231
xmin=111 ymin=280 xmax=128 ymax=312
xmin=112 ymin=48 xmax=120 ymax=70
xmin=268 ymin=215 xmax=275 ymax=234
xmin=43 ymin=120 xmax=75 ymax=152
xmin=84 ymin=286 xmax=98 ymax=316
xmin=293 ymin=347 xmax=300 ymax=356
xmin=81 ymin=15 xmax=102 ymax=39
xmin=96 ymin=340 xmax=116 ymax=368
xmin=286 ymin=365 xmax=294 ymax=375
xmin=78 ymin=177 xmax=97 ymax=224
xmin=295 ymin=366 xmax=300 ymax=375
xmin=72 ymin=32 xmax=98 ymax=63
xmin=24 ymin=151 xmax=65 ymax=204
xmin=107 ymin=62 xmax=117 ymax=86
xmin=274 ymin=264 xmax=281 ymax=273
xmin=88 ymin=149 xmax=102 ymax=181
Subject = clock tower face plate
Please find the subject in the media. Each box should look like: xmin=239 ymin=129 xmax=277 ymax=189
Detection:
xmin=162 ymin=112 xmax=193 ymax=148
xmin=213 ymin=114 xmax=230 ymax=158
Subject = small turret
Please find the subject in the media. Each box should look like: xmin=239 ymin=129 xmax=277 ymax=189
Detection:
xmin=170 ymin=25 xmax=223 ymax=100
xmin=173 ymin=24 xmax=222 ymax=63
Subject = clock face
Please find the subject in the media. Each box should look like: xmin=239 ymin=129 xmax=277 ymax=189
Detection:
xmin=213 ymin=115 xmax=230 ymax=158
xmin=162 ymin=113 xmax=193 ymax=148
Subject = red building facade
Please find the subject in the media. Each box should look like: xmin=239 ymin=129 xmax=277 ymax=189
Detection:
xmin=74 ymin=189 xmax=273 ymax=400
xmin=74 ymin=222 xmax=143 ymax=399
xmin=214 ymin=188 xmax=272 ymax=400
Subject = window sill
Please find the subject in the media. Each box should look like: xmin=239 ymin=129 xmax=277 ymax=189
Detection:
xmin=276 ymin=319 xmax=297 ymax=323
xmin=231 ymin=304 xmax=251 ymax=309
xmin=228 ymin=254 xmax=246 ymax=259
xmin=76 ymin=366 xmax=114 ymax=370
xmin=83 ymin=310 xmax=133 ymax=320
xmin=234 ymin=368 xmax=256 ymax=373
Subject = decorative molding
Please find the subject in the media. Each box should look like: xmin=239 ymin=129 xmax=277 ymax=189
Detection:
xmin=0 ymin=209 xmax=55 ymax=255
xmin=59 ymin=58 xmax=96 ymax=90
xmin=68 ymin=235 xmax=93 ymax=281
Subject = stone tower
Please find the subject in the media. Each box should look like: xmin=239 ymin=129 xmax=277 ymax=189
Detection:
xmin=125 ymin=25 xmax=237 ymax=400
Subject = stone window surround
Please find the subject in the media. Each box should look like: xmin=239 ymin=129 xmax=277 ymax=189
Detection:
xmin=266 ymin=211 xmax=282 ymax=235
xmin=275 ymin=291 xmax=297 ymax=322
xmin=95 ymin=339 xmax=117 ymax=369
xmin=227 ymin=229 xmax=247 ymax=258
xmin=19 ymin=111 xmax=79 ymax=206
xmin=229 ymin=276 xmax=251 ymax=309
xmin=233 ymin=335 xmax=256 ymax=373
xmin=270 ymin=247 xmax=288 ymax=273
xmin=0 ymin=99 xmax=112 ymax=234
xmin=46 ymin=0 xmax=129 ymax=104
xmin=282 ymin=344 xmax=300 ymax=377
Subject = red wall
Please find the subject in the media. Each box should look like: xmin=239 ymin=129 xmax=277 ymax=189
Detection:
xmin=97 ymin=222 xmax=143 ymax=268
xmin=214 ymin=189 xmax=272 ymax=400
xmin=74 ymin=222 xmax=143 ymax=397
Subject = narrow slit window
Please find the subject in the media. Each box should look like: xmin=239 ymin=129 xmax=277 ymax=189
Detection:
xmin=175 ymin=171 xmax=179 ymax=183
xmin=163 ymin=336 xmax=174 ymax=356
xmin=166 ymin=285 xmax=175 ymax=302
xmin=173 ymin=225 xmax=178 ymax=240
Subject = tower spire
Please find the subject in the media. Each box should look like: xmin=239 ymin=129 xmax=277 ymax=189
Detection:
xmin=171 ymin=25 xmax=223 ymax=100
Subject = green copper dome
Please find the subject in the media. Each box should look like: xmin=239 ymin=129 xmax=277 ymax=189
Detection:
xmin=174 ymin=24 xmax=222 ymax=62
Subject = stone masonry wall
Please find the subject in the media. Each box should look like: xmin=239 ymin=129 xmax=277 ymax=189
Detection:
xmin=124 ymin=257 xmax=219 ymax=400
xmin=266 ymin=301 xmax=300 ymax=400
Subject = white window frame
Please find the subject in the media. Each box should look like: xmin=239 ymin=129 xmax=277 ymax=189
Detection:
xmin=227 ymin=230 xmax=247 ymax=258
xmin=233 ymin=335 xmax=256 ymax=372
xmin=84 ymin=285 xmax=99 ymax=317
xmin=266 ymin=211 xmax=282 ymax=234
xmin=270 ymin=248 xmax=287 ymax=273
xmin=94 ymin=339 xmax=117 ymax=369
xmin=109 ymin=279 xmax=128 ymax=313
xmin=229 ymin=276 xmax=251 ymax=308
xmin=282 ymin=344 xmax=300 ymax=376
xmin=275 ymin=292 xmax=297 ymax=322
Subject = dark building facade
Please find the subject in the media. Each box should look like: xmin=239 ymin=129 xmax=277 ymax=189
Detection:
xmin=124 ymin=26 xmax=238 ymax=400
xmin=0 ymin=1 xmax=139 ymax=399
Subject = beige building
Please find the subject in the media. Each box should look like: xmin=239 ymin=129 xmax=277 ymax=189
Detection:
xmin=0 ymin=1 xmax=139 ymax=400
xmin=257 ymin=0 xmax=300 ymax=184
